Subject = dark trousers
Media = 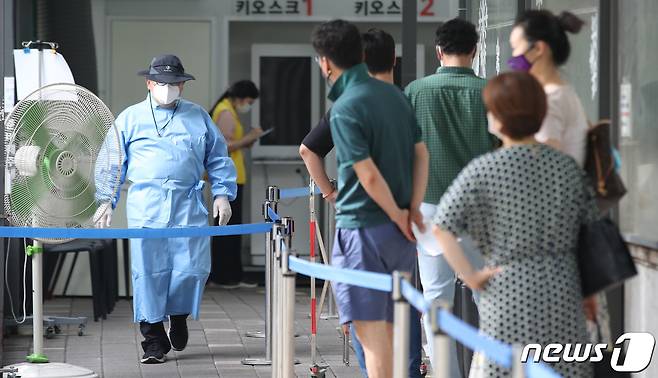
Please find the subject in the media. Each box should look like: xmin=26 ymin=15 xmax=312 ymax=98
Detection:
xmin=210 ymin=184 xmax=244 ymax=284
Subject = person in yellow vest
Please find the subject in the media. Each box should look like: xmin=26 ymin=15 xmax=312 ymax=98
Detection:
xmin=208 ymin=80 xmax=262 ymax=288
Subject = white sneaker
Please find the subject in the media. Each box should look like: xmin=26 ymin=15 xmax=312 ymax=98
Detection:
xmin=215 ymin=282 xmax=241 ymax=290
xmin=209 ymin=281 xmax=258 ymax=289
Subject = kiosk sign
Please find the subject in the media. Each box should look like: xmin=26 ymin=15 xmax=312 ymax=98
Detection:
xmin=233 ymin=0 xmax=450 ymax=21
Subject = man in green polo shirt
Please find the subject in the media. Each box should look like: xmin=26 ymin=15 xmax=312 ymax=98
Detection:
xmin=312 ymin=20 xmax=429 ymax=378
xmin=404 ymin=18 xmax=497 ymax=376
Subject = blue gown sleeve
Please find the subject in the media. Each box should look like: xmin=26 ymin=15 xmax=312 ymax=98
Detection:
xmin=203 ymin=112 xmax=237 ymax=201
xmin=94 ymin=114 xmax=128 ymax=209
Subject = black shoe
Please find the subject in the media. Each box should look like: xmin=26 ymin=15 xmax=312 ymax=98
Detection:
xmin=168 ymin=314 xmax=189 ymax=351
xmin=140 ymin=321 xmax=171 ymax=358
xmin=141 ymin=341 xmax=167 ymax=364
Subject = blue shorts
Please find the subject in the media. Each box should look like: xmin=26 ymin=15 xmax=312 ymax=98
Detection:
xmin=331 ymin=222 xmax=416 ymax=325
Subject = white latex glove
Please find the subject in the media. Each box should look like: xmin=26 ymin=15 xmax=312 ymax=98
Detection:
xmin=213 ymin=196 xmax=232 ymax=226
xmin=93 ymin=203 xmax=113 ymax=228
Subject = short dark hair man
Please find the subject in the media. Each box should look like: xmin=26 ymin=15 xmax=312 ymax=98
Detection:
xmin=311 ymin=20 xmax=429 ymax=377
xmin=300 ymin=28 xmax=398 ymax=203
xmin=405 ymin=18 xmax=495 ymax=376
xmin=362 ymin=28 xmax=396 ymax=81
xmin=301 ymin=27 xmax=424 ymax=378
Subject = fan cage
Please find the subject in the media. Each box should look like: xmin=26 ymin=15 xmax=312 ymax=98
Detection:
xmin=4 ymin=83 xmax=122 ymax=244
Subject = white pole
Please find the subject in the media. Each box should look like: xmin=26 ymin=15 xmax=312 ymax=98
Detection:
xmin=431 ymin=301 xmax=451 ymax=378
xmin=271 ymin=223 xmax=284 ymax=376
xmin=321 ymin=179 xmax=338 ymax=319
xmin=309 ymin=179 xmax=318 ymax=364
xmin=392 ymin=271 xmax=410 ymax=378
xmin=242 ymin=186 xmax=279 ymax=366
xmin=511 ymin=344 xmax=526 ymax=378
xmin=280 ymin=224 xmax=296 ymax=378
xmin=264 ymin=186 xmax=279 ymax=361
xmin=28 ymin=239 xmax=47 ymax=363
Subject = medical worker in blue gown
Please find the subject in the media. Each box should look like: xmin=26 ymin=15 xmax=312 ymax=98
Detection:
xmin=94 ymin=54 xmax=237 ymax=364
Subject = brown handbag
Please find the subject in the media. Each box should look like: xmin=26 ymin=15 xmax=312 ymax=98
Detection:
xmin=584 ymin=121 xmax=627 ymax=212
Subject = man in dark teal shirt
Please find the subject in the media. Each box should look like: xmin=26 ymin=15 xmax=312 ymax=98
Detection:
xmin=312 ymin=20 xmax=429 ymax=377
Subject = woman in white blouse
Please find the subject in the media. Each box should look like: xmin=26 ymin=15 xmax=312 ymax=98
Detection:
xmin=508 ymin=9 xmax=610 ymax=343
xmin=508 ymin=10 xmax=588 ymax=166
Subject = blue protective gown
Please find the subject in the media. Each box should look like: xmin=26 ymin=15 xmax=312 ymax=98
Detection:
xmin=101 ymin=95 xmax=237 ymax=323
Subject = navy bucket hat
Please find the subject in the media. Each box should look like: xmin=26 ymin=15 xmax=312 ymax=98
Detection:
xmin=138 ymin=54 xmax=195 ymax=83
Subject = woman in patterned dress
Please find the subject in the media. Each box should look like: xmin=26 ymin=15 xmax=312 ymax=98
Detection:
xmin=432 ymin=72 xmax=595 ymax=377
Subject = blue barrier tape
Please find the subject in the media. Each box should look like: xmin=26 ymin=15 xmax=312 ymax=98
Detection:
xmin=279 ymin=186 xmax=322 ymax=199
xmin=284 ymin=253 xmax=561 ymax=377
xmin=438 ymin=310 xmax=513 ymax=368
xmin=400 ymin=280 xmax=430 ymax=314
xmin=267 ymin=207 xmax=281 ymax=222
xmin=399 ymin=269 xmax=560 ymax=377
xmin=288 ymin=255 xmax=392 ymax=292
xmin=526 ymin=360 xmax=562 ymax=378
xmin=0 ymin=222 xmax=273 ymax=239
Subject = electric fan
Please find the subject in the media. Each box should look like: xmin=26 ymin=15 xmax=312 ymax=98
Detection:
xmin=3 ymin=83 xmax=122 ymax=378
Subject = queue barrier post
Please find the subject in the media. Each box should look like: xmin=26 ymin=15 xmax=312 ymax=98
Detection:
xmin=430 ymin=300 xmax=452 ymax=378
xmin=392 ymin=271 xmax=411 ymax=378
xmin=342 ymin=329 xmax=350 ymax=366
xmin=268 ymin=217 xmax=299 ymax=376
xmin=320 ymin=179 xmax=338 ymax=320
xmin=271 ymin=222 xmax=284 ymax=376
xmin=309 ymin=180 xmax=319 ymax=365
xmin=280 ymin=218 xmax=297 ymax=378
xmin=309 ymin=179 xmax=330 ymax=376
xmin=512 ymin=344 xmax=526 ymax=378
xmin=242 ymin=185 xmax=279 ymax=366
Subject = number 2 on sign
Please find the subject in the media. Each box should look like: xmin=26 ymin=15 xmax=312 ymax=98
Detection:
xmin=420 ymin=0 xmax=435 ymax=16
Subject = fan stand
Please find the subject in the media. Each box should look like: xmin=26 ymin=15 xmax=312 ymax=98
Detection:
xmin=3 ymin=44 xmax=120 ymax=378
xmin=3 ymin=240 xmax=98 ymax=378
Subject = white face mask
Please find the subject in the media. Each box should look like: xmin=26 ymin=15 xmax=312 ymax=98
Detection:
xmin=236 ymin=102 xmax=252 ymax=114
xmin=151 ymin=84 xmax=180 ymax=105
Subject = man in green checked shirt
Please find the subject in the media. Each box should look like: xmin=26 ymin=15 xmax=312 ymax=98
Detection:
xmin=404 ymin=18 xmax=497 ymax=377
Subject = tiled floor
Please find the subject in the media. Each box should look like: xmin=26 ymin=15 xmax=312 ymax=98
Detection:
xmin=2 ymin=287 xmax=363 ymax=377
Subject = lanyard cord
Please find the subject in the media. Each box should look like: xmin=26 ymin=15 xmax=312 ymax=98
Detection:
xmin=148 ymin=91 xmax=179 ymax=137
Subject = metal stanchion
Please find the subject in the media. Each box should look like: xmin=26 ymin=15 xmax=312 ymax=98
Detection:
xmin=279 ymin=217 xmax=300 ymax=367
xmin=430 ymin=300 xmax=452 ymax=378
xmin=392 ymin=271 xmax=411 ymax=378
xmin=280 ymin=221 xmax=297 ymax=378
xmin=511 ymin=344 xmax=526 ymax=378
xmin=271 ymin=223 xmax=285 ymax=376
xmin=309 ymin=180 xmax=328 ymax=377
xmin=309 ymin=180 xmax=318 ymax=363
xmin=272 ymin=217 xmax=299 ymax=376
xmin=342 ymin=330 xmax=350 ymax=366
xmin=242 ymin=186 xmax=279 ymax=366
xmin=320 ymin=179 xmax=338 ymax=320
